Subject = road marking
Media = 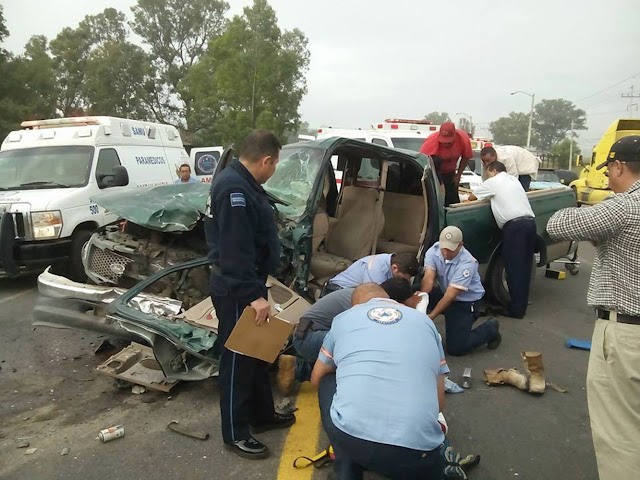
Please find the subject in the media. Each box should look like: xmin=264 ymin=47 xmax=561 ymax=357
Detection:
xmin=0 ymin=289 xmax=33 ymax=305
xmin=277 ymin=383 xmax=322 ymax=480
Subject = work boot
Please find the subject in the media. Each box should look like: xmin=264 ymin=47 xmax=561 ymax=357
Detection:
xmin=277 ymin=354 xmax=297 ymax=396
xmin=251 ymin=412 xmax=296 ymax=433
xmin=224 ymin=437 xmax=269 ymax=460
xmin=522 ymin=351 xmax=545 ymax=394
xmin=485 ymin=318 xmax=502 ymax=349
xmin=483 ymin=368 xmax=528 ymax=390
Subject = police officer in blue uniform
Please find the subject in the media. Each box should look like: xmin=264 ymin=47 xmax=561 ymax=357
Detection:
xmin=420 ymin=226 xmax=501 ymax=356
xmin=204 ymin=130 xmax=295 ymax=459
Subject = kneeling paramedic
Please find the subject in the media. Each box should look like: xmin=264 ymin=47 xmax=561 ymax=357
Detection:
xmin=204 ymin=130 xmax=294 ymax=459
xmin=420 ymin=226 xmax=501 ymax=356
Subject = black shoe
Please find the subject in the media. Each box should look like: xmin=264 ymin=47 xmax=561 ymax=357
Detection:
xmin=251 ymin=412 xmax=296 ymax=433
xmin=224 ymin=437 xmax=269 ymax=460
xmin=486 ymin=318 xmax=502 ymax=349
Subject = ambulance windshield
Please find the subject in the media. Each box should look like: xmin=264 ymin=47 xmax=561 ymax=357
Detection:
xmin=0 ymin=146 xmax=94 ymax=190
xmin=263 ymin=145 xmax=324 ymax=219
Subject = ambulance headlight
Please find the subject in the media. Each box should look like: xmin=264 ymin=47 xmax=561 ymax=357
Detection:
xmin=31 ymin=211 xmax=63 ymax=239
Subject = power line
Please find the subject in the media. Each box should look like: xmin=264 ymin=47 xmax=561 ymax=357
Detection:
xmin=574 ymin=71 xmax=640 ymax=104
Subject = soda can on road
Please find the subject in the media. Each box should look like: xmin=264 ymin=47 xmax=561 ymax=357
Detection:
xmin=99 ymin=425 xmax=125 ymax=443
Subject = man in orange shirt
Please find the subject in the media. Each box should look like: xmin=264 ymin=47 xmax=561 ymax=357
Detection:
xmin=420 ymin=121 xmax=473 ymax=206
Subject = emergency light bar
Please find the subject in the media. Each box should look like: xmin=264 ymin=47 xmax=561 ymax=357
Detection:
xmin=21 ymin=117 xmax=101 ymax=129
xmin=383 ymin=118 xmax=433 ymax=125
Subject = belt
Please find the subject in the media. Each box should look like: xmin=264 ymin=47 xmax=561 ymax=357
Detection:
xmin=596 ymin=308 xmax=640 ymax=325
xmin=504 ymin=216 xmax=535 ymax=227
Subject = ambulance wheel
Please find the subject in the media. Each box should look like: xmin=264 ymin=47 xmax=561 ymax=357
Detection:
xmin=69 ymin=230 xmax=92 ymax=282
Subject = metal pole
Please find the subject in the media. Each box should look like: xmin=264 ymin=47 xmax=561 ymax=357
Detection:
xmin=527 ymin=94 xmax=535 ymax=148
xmin=568 ymin=119 xmax=574 ymax=170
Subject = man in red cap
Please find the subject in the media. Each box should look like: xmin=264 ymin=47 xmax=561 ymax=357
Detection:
xmin=420 ymin=121 xmax=473 ymax=206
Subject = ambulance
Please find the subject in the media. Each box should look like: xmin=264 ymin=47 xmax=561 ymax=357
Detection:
xmin=0 ymin=116 xmax=191 ymax=280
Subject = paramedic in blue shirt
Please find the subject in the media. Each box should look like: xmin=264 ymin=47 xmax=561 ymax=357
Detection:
xmin=311 ymin=283 xmax=447 ymax=480
xmin=323 ymin=252 xmax=419 ymax=296
xmin=420 ymin=226 xmax=501 ymax=356
xmin=174 ymin=163 xmax=198 ymax=183
xmin=204 ymin=130 xmax=294 ymax=460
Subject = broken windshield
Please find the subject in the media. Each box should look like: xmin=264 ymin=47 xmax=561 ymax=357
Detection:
xmin=263 ymin=146 xmax=324 ymax=219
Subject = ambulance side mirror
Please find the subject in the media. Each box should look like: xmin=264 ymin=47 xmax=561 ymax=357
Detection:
xmin=97 ymin=166 xmax=129 ymax=189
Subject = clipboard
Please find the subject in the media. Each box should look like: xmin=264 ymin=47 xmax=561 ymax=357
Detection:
xmin=224 ymin=307 xmax=296 ymax=363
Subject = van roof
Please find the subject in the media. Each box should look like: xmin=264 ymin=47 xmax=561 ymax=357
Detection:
xmin=2 ymin=116 xmax=184 ymax=150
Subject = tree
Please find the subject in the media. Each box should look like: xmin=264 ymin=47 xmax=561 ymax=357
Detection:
xmin=533 ymin=99 xmax=586 ymax=151
xmin=131 ymin=0 xmax=229 ymax=128
xmin=187 ymin=0 xmax=310 ymax=146
xmin=83 ymin=42 xmax=155 ymax=119
xmin=489 ymin=112 xmax=533 ymax=146
xmin=0 ymin=5 xmax=9 ymax=61
xmin=458 ymin=117 xmax=475 ymax=137
xmin=550 ymin=138 xmax=581 ymax=166
xmin=423 ymin=111 xmax=450 ymax=124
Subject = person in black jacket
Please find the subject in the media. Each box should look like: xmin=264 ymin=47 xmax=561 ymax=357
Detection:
xmin=204 ymin=130 xmax=294 ymax=459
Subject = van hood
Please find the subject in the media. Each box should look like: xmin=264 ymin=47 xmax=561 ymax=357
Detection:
xmin=90 ymin=183 xmax=211 ymax=232
xmin=0 ymin=188 xmax=84 ymax=211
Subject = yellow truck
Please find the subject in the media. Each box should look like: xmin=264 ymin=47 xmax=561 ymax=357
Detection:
xmin=571 ymin=118 xmax=640 ymax=205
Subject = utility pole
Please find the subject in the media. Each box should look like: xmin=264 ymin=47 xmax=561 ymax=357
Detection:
xmin=622 ymin=85 xmax=640 ymax=117
xmin=568 ymin=119 xmax=574 ymax=170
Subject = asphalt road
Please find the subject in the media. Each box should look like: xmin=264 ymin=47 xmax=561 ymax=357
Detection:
xmin=0 ymin=244 xmax=599 ymax=480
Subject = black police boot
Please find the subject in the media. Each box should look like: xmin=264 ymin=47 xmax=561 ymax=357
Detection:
xmin=224 ymin=437 xmax=270 ymax=460
xmin=251 ymin=412 xmax=296 ymax=434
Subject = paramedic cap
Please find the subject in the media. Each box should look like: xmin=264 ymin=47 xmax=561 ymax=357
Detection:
xmin=596 ymin=135 xmax=640 ymax=170
xmin=438 ymin=121 xmax=456 ymax=143
xmin=439 ymin=226 xmax=463 ymax=251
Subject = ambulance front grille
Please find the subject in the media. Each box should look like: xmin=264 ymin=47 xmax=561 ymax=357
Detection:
xmin=88 ymin=246 xmax=134 ymax=284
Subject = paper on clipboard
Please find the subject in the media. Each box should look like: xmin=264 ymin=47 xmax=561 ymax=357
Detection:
xmin=224 ymin=307 xmax=297 ymax=363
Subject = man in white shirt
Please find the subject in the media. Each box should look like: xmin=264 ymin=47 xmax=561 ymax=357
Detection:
xmin=174 ymin=164 xmax=199 ymax=184
xmin=469 ymin=161 xmax=537 ymax=318
xmin=480 ymin=146 xmax=540 ymax=191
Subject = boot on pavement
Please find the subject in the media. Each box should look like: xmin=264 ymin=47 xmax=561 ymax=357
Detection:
xmin=277 ymin=354 xmax=297 ymax=396
xmin=483 ymin=368 xmax=528 ymax=390
xmin=522 ymin=351 xmax=545 ymax=394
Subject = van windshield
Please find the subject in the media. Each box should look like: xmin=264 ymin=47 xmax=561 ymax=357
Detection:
xmin=0 ymin=146 xmax=94 ymax=190
xmin=263 ymin=146 xmax=324 ymax=219
xmin=391 ymin=138 xmax=427 ymax=152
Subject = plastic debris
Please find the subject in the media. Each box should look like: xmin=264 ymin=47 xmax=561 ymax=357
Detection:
xmin=566 ymin=338 xmax=591 ymax=350
xmin=61 ymin=447 xmax=70 ymax=456
xmin=24 ymin=448 xmax=38 ymax=455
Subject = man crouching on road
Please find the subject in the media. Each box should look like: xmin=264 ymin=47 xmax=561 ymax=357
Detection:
xmin=420 ymin=226 xmax=501 ymax=356
xmin=311 ymin=283 xmax=446 ymax=480
xmin=204 ymin=130 xmax=294 ymax=460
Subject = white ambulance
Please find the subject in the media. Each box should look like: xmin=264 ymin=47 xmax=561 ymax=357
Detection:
xmin=0 ymin=116 xmax=190 ymax=280
xmin=316 ymin=118 xmax=440 ymax=152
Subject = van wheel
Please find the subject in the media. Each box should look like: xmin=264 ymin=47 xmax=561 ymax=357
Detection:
xmin=488 ymin=255 xmax=510 ymax=307
xmin=69 ymin=230 xmax=92 ymax=282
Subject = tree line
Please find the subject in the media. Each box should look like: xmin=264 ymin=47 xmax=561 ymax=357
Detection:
xmin=0 ymin=0 xmax=310 ymax=147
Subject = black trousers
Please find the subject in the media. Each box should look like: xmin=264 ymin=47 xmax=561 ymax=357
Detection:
xmin=318 ymin=374 xmax=444 ymax=480
xmin=429 ymin=288 xmax=497 ymax=356
xmin=212 ymin=295 xmax=276 ymax=443
xmin=518 ymin=174 xmax=532 ymax=192
xmin=502 ymin=217 xmax=537 ymax=318
xmin=438 ymin=172 xmax=460 ymax=207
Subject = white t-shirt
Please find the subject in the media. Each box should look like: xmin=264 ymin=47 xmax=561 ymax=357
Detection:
xmin=472 ymin=172 xmax=535 ymax=229
xmin=482 ymin=145 xmax=540 ymax=179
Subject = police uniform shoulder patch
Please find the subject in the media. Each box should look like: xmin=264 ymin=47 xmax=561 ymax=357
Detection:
xmin=462 ymin=269 xmax=470 ymax=278
xmin=367 ymin=307 xmax=403 ymax=325
xmin=230 ymin=192 xmax=246 ymax=207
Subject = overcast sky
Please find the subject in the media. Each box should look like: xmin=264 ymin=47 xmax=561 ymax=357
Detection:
xmin=3 ymin=0 xmax=640 ymax=156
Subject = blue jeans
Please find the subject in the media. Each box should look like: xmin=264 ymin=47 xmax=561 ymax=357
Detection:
xmin=318 ymin=374 xmax=444 ymax=480
xmin=293 ymin=330 xmax=327 ymax=381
